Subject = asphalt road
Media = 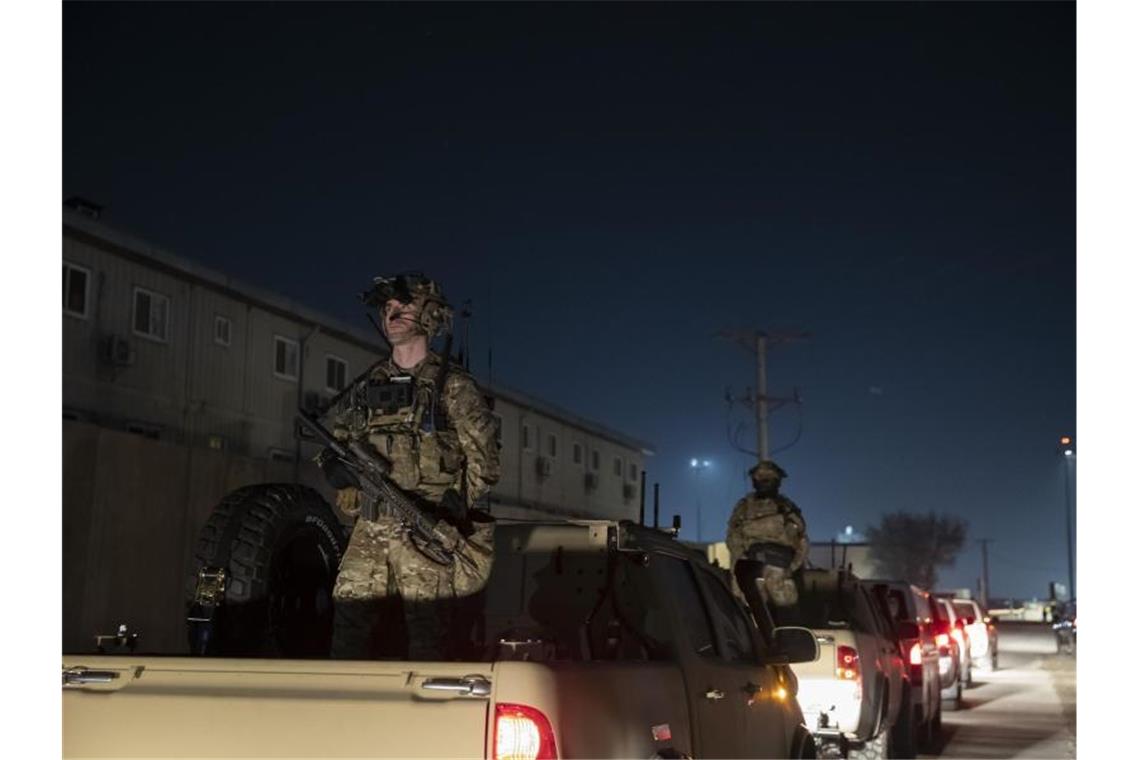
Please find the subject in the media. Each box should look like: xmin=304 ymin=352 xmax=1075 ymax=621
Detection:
xmin=919 ymin=622 xmax=1076 ymax=760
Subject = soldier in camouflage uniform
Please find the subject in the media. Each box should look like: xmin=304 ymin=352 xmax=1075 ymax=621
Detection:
xmin=725 ymin=460 xmax=808 ymax=607
xmin=321 ymin=273 xmax=500 ymax=659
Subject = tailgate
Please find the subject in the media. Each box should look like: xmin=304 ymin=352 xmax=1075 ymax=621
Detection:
xmin=791 ymin=631 xmax=863 ymax=734
xmin=63 ymin=656 xmax=492 ymax=758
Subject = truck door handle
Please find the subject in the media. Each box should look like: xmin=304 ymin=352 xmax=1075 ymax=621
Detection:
xmin=421 ymin=675 xmax=492 ymax=698
xmin=705 ymin=688 xmax=726 ymax=701
xmin=63 ymin=667 xmax=120 ymax=686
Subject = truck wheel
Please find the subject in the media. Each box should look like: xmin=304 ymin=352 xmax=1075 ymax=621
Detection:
xmin=849 ymin=726 xmax=889 ymax=760
xmin=791 ymin=727 xmax=819 ymax=759
xmin=920 ymin=699 xmax=942 ymax=753
xmin=889 ymin=685 xmax=917 ymax=759
xmin=944 ymin=679 xmax=962 ymax=711
xmin=187 ymin=484 xmax=349 ymax=657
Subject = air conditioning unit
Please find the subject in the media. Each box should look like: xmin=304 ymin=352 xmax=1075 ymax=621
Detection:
xmin=622 ymin=483 xmax=637 ymax=501
xmin=101 ymin=335 xmax=135 ymax=367
xmin=584 ymin=472 xmax=598 ymax=491
xmin=536 ymin=456 xmax=553 ymax=478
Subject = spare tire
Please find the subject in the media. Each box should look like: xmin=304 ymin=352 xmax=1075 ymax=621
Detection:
xmin=187 ymin=484 xmax=349 ymax=657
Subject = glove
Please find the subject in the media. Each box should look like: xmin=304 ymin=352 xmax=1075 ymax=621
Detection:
xmin=335 ymin=487 xmax=362 ymax=517
xmin=439 ymin=488 xmax=468 ymax=525
xmin=317 ymin=448 xmax=361 ymax=490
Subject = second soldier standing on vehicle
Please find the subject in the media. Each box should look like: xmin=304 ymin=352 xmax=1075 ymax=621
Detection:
xmin=725 ymin=460 xmax=809 ymax=607
xmin=320 ymin=273 xmax=500 ymax=660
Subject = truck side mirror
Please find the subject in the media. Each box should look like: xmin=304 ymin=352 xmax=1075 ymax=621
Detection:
xmin=771 ymin=626 xmax=819 ymax=664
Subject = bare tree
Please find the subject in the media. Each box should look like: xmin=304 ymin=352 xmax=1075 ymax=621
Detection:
xmin=866 ymin=512 xmax=968 ymax=589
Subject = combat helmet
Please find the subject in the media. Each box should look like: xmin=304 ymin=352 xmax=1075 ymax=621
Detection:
xmin=748 ymin=460 xmax=788 ymax=482
xmin=361 ymin=271 xmax=453 ymax=338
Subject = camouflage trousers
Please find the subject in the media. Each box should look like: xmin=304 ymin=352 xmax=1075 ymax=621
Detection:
xmin=331 ymin=515 xmax=495 ymax=660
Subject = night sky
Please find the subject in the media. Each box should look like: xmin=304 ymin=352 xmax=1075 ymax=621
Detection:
xmin=64 ymin=2 xmax=1075 ymax=600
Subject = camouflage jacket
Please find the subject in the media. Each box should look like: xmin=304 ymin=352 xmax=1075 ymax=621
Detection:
xmin=326 ymin=352 xmax=500 ymax=508
xmin=725 ymin=492 xmax=808 ymax=568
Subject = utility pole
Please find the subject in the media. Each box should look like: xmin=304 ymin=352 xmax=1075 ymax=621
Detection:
xmin=977 ymin=539 xmax=992 ymax=608
xmin=755 ymin=333 xmax=768 ymax=459
xmin=1059 ymin=435 xmax=1076 ymax=599
xmin=1063 ymin=458 xmax=1075 ymax=597
xmin=718 ymin=329 xmax=808 ymax=463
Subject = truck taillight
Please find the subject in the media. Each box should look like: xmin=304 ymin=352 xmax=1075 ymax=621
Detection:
xmin=494 ymin=703 xmax=558 ymax=760
xmin=935 ymin=633 xmax=949 ymax=648
xmin=909 ymin=642 xmax=922 ymax=665
xmin=836 ymin=645 xmax=860 ymax=680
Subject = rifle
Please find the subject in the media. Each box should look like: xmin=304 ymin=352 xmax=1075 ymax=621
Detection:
xmin=296 ymin=410 xmax=477 ymax=571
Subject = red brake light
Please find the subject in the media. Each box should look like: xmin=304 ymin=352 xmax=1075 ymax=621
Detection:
xmin=909 ymin=642 xmax=922 ymax=665
xmin=495 ymin=703 xmax=558 ymax=760
xmin=935 ymin=633 xmax=949 ymax=647
xmin=836 ymin=645 xmax=860 ymax=680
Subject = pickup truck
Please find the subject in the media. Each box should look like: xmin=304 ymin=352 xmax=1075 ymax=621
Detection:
xmin=64 ymin=516 xmax=821 ymax=759
xmin=766 ymin=569 xmax=905 ymax=760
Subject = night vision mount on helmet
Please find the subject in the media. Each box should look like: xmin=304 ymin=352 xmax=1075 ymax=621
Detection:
xmin=749 ymin=460 xmax=788 ymax=481
xmin=360 ymin=271 xmax=453 ymax=338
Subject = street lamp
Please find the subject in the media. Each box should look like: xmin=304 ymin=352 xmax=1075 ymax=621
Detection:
xmin=690 ymin=458 xmax=712 ymax=542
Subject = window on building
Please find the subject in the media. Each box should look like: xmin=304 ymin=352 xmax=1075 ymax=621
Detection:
xmin=573 ymin=442 xmax=582 ymax=465
xmin=591 ymin=449 xmax=600 ymax=471
xmin=522 ymin=423 xmax=531 ymax=450
xmin=63 ymin=262 xmax=90 ymax=318
xmin=547 ymin=433 xmax=557 ymax=458
xmin=132 ymin=286 xmax=170 ymax=342
xmin=274 ymin=335 xmax=299 ymax=380
xmin=629 ymin=462 xmax=638 ymax=481
xmin=214 ymin=315 xmax=231 ymax=346
xmin=325 ymin=355 xmax=347 ymax=392
xmin=614 ymin=456 xmax=623 ymax=477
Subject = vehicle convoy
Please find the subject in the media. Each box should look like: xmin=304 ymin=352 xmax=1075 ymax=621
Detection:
xmin=768 ymin=569 xmax=905 ymax=760
xmin=867 ymin=581 xmax=943 ymax=759
xmin=931 ymin=598 xmax=968 ymax=710
xmin=64 ymin=494 xmax=822 ymax=759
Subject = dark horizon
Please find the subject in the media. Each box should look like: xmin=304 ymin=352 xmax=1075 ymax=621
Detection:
xmin=63 ymin=1 xmax=1075 ymax=600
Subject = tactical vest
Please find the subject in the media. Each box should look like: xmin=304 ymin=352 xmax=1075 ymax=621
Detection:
xmin=359 ymin=356 xmax=464 ymax=502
